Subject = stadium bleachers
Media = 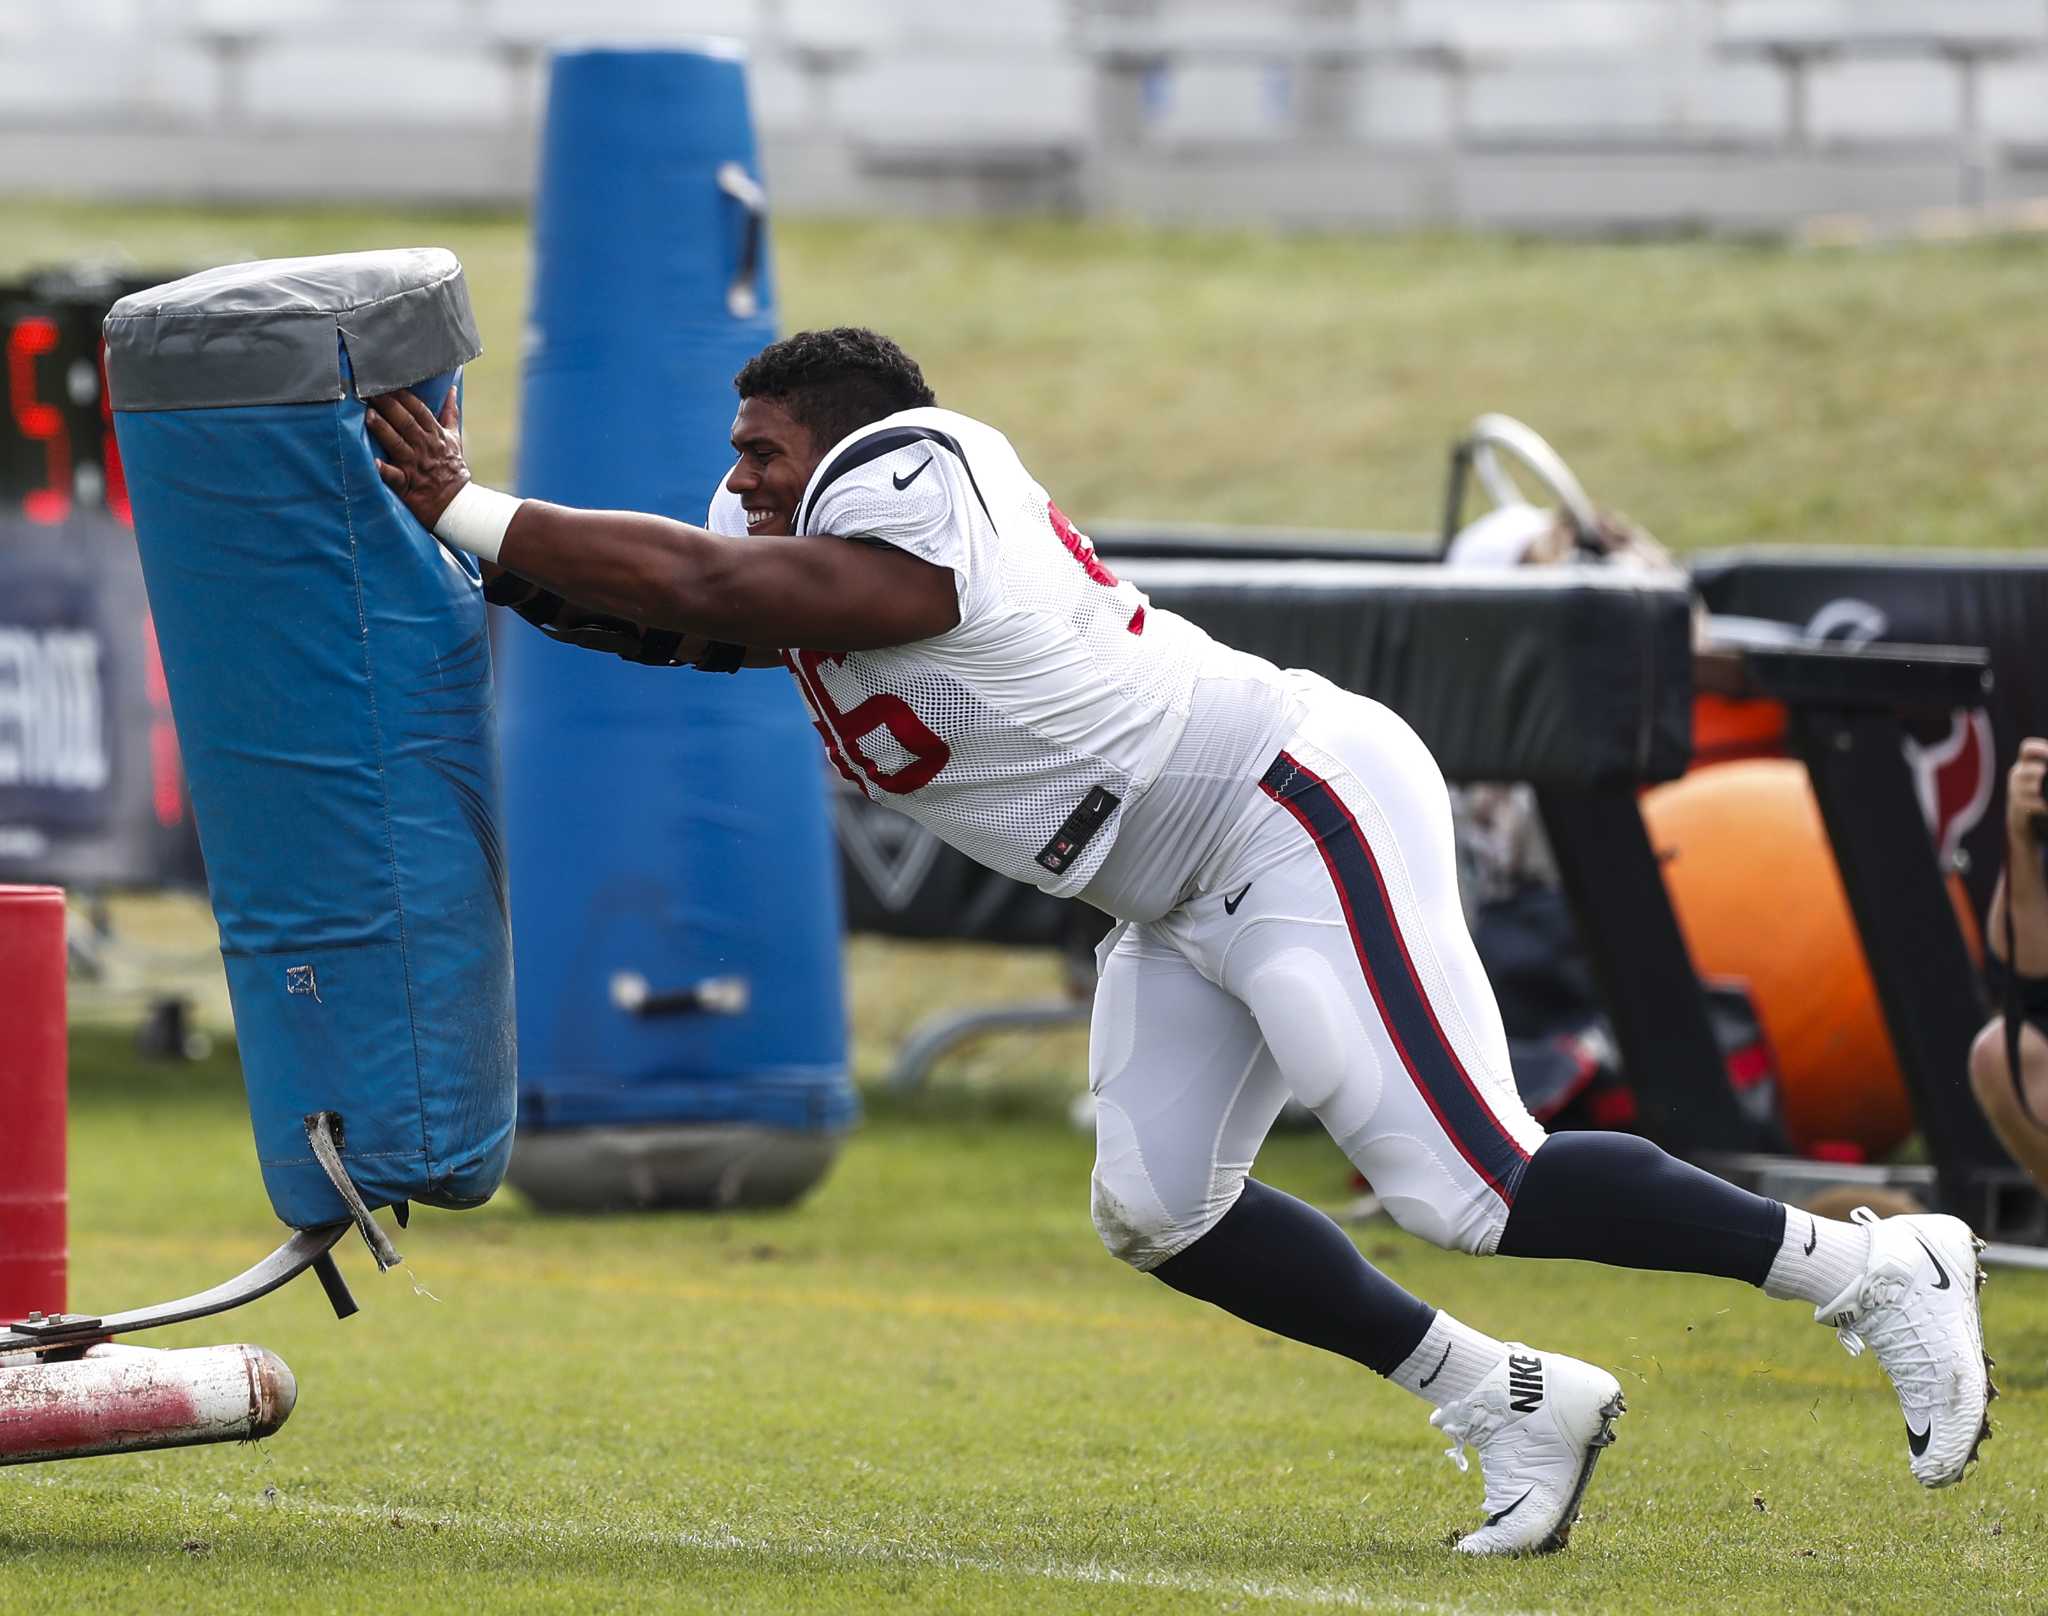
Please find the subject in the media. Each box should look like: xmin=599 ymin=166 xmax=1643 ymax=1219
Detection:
xmin=4 ymin=0 xmax=2048 ymax=231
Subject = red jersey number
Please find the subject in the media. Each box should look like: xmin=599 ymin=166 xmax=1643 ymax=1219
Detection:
xmin=1049 ymin=499 xmax=1143 ymax=633
xmin=1048 ymin=500 xmax=1116 ymax=585
xmin=790 ymin=649 xmax=951 ymax=796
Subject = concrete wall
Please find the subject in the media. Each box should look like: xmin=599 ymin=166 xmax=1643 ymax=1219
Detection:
xmin=3 ymin=0 xmax=2047 ymax=232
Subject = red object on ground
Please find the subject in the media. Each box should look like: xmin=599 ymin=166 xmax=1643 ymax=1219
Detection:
xmin=0 ymin=1344 xmax=298 ymax=1466
xmin=0 ymin=885 xmax=66 ymax=1323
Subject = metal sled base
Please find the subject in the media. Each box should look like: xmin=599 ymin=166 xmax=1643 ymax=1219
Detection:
xmin=889 ymin=998 xmax=1092 ymax=1092
xmin=0 ymin=1221 xmax=356 ymax=1356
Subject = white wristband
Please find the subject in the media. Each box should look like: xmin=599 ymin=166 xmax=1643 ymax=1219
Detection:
xmin=432 ymin=481 xmax=523 ymax=564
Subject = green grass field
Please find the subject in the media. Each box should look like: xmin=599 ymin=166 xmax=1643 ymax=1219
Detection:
xmin=3 ymin=201 xmax=2047 ymax=1611
xmin=4 ymin=1031 xmax=2045 ymax=1614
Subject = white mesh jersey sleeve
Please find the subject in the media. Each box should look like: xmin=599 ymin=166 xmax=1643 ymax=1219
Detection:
xmin=798 ymin=418 xmax=984 ymax=618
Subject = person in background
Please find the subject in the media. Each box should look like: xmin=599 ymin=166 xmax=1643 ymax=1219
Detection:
xmin=1971 ymin=737 xmax=2048 ymax=1189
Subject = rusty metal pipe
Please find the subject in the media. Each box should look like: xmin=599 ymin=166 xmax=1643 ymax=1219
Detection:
xmin=0 ymin=1343 xmax=298 ymax=1465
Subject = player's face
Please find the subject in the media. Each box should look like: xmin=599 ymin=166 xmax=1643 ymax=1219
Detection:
xmin=725 ymin=397 xmax=819 ymax=538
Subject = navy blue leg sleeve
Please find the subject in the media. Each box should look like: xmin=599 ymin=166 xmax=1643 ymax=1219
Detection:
xmin=1150 ymin=1179 xmax=1437 ymax=1376
xmin=1497 ymin=1131 xmax=1786 ymax=1286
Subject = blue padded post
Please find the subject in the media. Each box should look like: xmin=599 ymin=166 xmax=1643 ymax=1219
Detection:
xmin=106 ymin=250 xmax=516 ymax=1229
xmin=501 ymin=46 xmax=854 ymax=1172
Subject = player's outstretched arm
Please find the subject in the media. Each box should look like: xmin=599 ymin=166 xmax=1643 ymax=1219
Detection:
xmin=368 ymin=391 xmax=957 ymax=652
xmin=500 ymin=501 xmax=957 ymax=650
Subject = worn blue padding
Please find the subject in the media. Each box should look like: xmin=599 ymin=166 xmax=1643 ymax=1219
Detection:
xmin=503 ymin=45 xmax=853 ymax=1137
xmin=116 ymin=363 xmax=516 ymax=1227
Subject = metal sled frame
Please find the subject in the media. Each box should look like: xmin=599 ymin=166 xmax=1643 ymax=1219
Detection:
xmin=0 ymin=1222 xmax=356 ymax=1356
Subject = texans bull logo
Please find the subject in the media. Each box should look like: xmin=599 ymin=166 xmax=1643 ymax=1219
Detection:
xmin=1906 ymin=708 xmax=1995 ymax=867
xmin=1808 ymin=598 xmax=1994 ymax=866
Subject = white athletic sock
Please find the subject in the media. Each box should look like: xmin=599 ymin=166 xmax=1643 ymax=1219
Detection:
xmin=1761 ymin=1207 xmax=1872 ymax=1306
xmin=1388 ymin=1311 xmax=1508 ymax=1408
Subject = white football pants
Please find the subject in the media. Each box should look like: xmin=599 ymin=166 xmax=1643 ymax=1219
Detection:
xmin=1089 ymin=678 xmax=1548 ymax=1268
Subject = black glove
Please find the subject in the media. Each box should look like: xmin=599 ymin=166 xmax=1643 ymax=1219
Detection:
xmin=483 ymin=572 xmax=742 ymax=670
xmin=540 ymin=617 xmax=690 ymax=665
xmin=482 ymin=569 xmax=567 ymax=633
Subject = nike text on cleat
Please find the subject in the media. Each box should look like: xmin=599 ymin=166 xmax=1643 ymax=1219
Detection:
xmin=1429 ymin=1345 xmax=1625 ymax=1555
xmin=1818 ymin=1207 xmax=1990 ymax=1488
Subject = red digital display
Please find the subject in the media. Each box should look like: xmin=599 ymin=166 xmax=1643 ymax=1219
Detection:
xmin=0 ymin=275 xmax=202 ymax=892
xmin=6 ymin=317 xmax=71 ymax=525
xmin=1 ymin=297 xmax=133 ymax=530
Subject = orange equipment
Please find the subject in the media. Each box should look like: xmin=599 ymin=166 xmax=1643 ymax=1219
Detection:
xmin=1642 ymin=760 xmax=1974 ymax=1158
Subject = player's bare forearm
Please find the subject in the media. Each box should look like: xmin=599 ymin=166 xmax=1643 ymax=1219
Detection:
xmin=366 ymin=390 xmax=954 ymax=651
xmin=497 ymin=502 xmax=956 ymax=650
xmin=496 ymin=503 xmax=722 ymax=629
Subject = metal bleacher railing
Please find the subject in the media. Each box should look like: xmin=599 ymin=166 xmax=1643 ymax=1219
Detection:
xmin=2 ymin=2 xmax=2047 ymax=230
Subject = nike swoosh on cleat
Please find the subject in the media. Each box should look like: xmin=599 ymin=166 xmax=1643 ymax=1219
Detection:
xmin=892 ymin=456 xmax=935 ymax=490
xmin=1223 ymin=882 xmax=1253 ymax=915
xmin=1804 ymin=1217 xmax=1817 ymax=1256
xmin=1914 ymin=1236 xmax=1952 ymax=1290
xmin=1906 ymin=1419 xmax=1931 ymax=1457
xmin=1485 ymin=1486 xmax=1536 ymax=1527
xmin=1416 ymin=1342 xmax=1453 ymax=1390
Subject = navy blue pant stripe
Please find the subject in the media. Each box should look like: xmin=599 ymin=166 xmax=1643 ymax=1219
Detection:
xmin=1259 ymin=751 xmax=1530 ymax=1208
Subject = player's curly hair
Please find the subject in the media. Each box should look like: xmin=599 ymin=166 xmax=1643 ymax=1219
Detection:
xmin=733 ymin=327 xmax=937 ymax=454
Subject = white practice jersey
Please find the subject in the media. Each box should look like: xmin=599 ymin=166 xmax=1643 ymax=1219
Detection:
xmin=708 ymin=406 xmax=1301 ymax=919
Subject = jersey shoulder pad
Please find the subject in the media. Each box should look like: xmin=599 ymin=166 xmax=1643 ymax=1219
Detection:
xmin=799 ymin=419 xmax=986 ymax=602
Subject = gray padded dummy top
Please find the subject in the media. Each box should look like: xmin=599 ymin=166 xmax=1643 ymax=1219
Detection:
xmin=104 ymin=247 xmax=482 ymax=411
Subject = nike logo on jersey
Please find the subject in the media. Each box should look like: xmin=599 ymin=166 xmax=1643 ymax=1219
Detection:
xmin=892 ymin=456 xmax=935 ymax=490
xmin=1506 ymin=1353 xmax=1544 ymax=1414
xmin=1914 ymin=1237 xmax=1952 ymax=1290
xmin=1416 ymin=1342 xmax=1453 ymax=1390
xmin=1223 ymin=882 xmax=1253 ymax=915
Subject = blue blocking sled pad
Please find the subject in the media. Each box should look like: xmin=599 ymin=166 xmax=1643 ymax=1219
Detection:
xmin=107 ymin=249 xmax=515 ymax=1229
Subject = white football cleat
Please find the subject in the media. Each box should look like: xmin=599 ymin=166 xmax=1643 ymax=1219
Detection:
xmin=1430 ymin=1345 xmax=1625 ymax=1555
xmin=1819 ymin=1206 xmax=1994 ymax=1488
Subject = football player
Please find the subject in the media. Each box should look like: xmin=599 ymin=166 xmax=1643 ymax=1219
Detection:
xmin=369 ymin=328 xmax=1991 ymax=1555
